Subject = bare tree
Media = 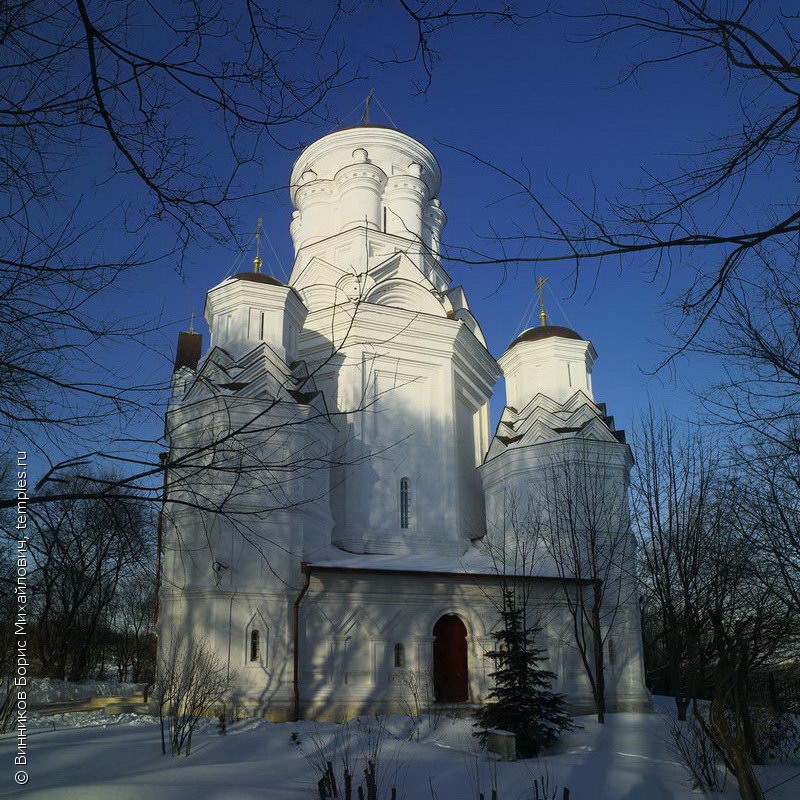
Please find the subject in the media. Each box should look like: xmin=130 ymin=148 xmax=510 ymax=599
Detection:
xmin=540 ymin=445 xmax=637 ymax=723
xmin=741 ymin=447 xmax=800 ymax=613
xmin=632 ymin=410 xmax=722 ymax=719
xmin=379 ymin=2 xmax=527 ymax=93
xmin=440 ymin=2 xmax=800 ymax=362
xmin=389 ymin=667 xmax=436 ymax=736
xmin=632 ymin=410 xmax=800 ymax=800
xmin=17 ymin=473 xmax=154 ymax=680
xmin=0 ymin=0 xmax=349 ymax=455
xmin=688 ymin=257 xmax=800 ymax=458
xmin=109 ymin=568 xmax=156 ymax=683
xmin=478 ymin=488 xmax=548 ymax=622
xmin=0 ymin=0 xmax=524 ymax=505
xmin=153 ymin=634 xmax=230 ymax=756
xmin=0 ymin=546 xmax=18 ymax=733
xmin=666 ymin=707 xmax=728 ymax=793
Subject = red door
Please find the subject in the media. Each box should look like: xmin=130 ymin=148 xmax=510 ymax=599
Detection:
xmin=433 ymin=615 xmax=469 ymax=702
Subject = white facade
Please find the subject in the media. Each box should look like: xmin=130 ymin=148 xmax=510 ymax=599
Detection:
xmin=157 ymin=125 xmax=650 ymax=721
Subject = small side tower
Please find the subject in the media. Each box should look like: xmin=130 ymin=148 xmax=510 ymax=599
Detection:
xmin=500 ymin=324 xmax=596 ymax=408
xmin=204 ymin=223 xmax=306 ymax=363
xmin=499 ymin=281 xmax=596 ymax=408
xmin=480 ymin=287 xmax=650 ymax=713
xmin=157 ymin=241 xmax=336 ymax=720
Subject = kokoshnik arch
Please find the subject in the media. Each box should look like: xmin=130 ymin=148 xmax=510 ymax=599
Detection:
xmin=157 ymin=124 xmax=650 ymax=720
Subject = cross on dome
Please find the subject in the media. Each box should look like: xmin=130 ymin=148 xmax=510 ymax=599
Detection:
xmin=535 ymin=276 xmax=548 ymax=327
xmin=253 ymin=218 xmax=264 ymax=273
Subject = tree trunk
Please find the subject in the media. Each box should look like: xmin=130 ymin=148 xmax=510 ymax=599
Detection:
xmin=675 ymin=695 xmax=690 ymax=722
xmin=709 ymin=695 xmax=765 ymax=800
xmin=591 ymin=588 xmax=606 ymax=724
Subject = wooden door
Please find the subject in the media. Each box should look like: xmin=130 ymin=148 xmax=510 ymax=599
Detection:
xmin=433 ymin=614 xmax=468 ymax=702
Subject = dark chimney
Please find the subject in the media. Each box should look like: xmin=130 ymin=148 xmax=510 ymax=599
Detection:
xmin=174 ymin=331 xmax=202 ymax=372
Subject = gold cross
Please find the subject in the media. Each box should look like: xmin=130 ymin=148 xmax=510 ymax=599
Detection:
xmin=535 ymin=276 xmax=548 ymax=327
xmin=253 ymin=218 xmax=263 ymax=273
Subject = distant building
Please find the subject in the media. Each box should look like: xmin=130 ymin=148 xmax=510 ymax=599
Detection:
xmin=158 ymin=124 xmax=650 ymax=720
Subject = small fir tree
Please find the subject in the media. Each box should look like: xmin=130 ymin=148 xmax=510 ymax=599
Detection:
xmin=475 ymin=589 xmax=575 ymax=757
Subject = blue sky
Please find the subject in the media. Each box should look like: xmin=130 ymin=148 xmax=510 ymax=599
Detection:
xmin=49 ymin=2 xmax=772 ymax=472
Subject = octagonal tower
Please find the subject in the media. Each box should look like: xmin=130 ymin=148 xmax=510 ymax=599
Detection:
xmin=289 ymin=126 xmax=445 ymax=257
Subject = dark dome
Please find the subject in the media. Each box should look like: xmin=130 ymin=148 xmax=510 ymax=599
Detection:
xmin=231 ymin=271 xmax=284 ymax=287
xmin=508 ymin=325 xmax=583 ymax=349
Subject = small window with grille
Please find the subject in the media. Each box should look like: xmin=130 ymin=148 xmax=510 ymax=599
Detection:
xmin=250 ymin=630 xmax=260 ymax=662
xmin=400 ymin=477 xmax=410 ymax=529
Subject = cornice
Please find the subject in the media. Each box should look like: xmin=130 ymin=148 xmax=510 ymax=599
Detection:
xmin=481 ymin=435 xmax=634 ymax=474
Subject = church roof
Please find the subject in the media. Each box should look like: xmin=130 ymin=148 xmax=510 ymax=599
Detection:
xmin=230 ymin=271 xmax=284 ymax=287
xmin=508 ymin=324 xmax=583 ymax=349
xmin=484 ymin=389 xmax=630 ymax=463
xmin=307 ymin=547 xmax=573 ymax=581
xmin=174 ymin=330 xmax=202 ymax=372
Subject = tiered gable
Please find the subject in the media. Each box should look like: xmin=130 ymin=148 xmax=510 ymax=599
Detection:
xmin=175 ymin=339 xmax=327 ymax=416
xmin=486 ymin=389 xmax=626 ymax=462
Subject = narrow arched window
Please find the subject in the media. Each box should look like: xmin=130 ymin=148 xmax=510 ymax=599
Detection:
xmin=394 ymin=643 xmax=405 ymax=668
xmin=250 ymin=630 xmax=260 ymax=662
xmin=399 ymin=477 xmax=410 ymax=529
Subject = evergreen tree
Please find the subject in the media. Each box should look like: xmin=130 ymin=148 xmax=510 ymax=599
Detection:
xmin=475 ymin=589 xmax=575 ymax=757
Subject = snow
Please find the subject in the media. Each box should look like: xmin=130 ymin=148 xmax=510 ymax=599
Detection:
xmin=26 ymin=679 xmax=145 ymax=706
xmin=308 ymin=545 xmax=561 ymax=578
xmin=26 ymin=710 xmax=157 ymax=732
xmin=3 ymin=703 xmax=798 ymax=799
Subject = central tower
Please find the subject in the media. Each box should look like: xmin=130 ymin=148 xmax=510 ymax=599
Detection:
xmin=290 ymin=125 xmax=445 ymax=262
xmin=287 ymin=125 xmax=499 ymax=556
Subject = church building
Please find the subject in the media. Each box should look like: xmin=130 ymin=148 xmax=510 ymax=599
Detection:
xmin=157 ymin=124 xmax=650 ymax=720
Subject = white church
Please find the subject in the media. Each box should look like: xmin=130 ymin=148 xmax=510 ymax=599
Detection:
xmin=158 ymin=123 xmax=650 ymax=721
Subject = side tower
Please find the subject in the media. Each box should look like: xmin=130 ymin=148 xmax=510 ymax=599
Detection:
xmin=288 ymin=125 xmax=500 ymax=555
xmin=157 ymin=261 xmax=336 ymax=720
xmin=480 ymin=318 xmax=650 ymax=712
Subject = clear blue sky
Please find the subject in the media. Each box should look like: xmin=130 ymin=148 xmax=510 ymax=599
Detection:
xmin=63 ymin=2 xmax=767 ymax=471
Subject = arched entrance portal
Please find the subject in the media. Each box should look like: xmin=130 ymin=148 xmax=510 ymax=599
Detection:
xmin=433 ymin=614 xmax=469 ymax=703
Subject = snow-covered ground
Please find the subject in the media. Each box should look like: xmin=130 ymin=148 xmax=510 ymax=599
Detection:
xmin=3 ymin=703 xmax=798 ymax=799
xmin=27 ymin=679 xmax=145 ymax=706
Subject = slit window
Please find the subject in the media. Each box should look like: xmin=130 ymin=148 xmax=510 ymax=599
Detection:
xmin=250 ymin=630 xmax=260 ymax=662
xmin=394 ymin=643 xmax=405 ymax=668
xmin=259 ymin=311 xmax=265 ymax=340
xmin=400 ymin=477 xmax=410 ymax=529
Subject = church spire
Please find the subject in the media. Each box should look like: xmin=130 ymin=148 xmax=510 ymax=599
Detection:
xmin=253 ymin=218 xmax=263 ymax=274
xmin=535 ymin=276 xmax=548 ymax=327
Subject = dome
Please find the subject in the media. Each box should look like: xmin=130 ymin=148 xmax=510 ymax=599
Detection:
xmin=230 ymin=271 xmax=284 ymax=287
xmin=507 ymin=325 xmax=583 ymax=349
